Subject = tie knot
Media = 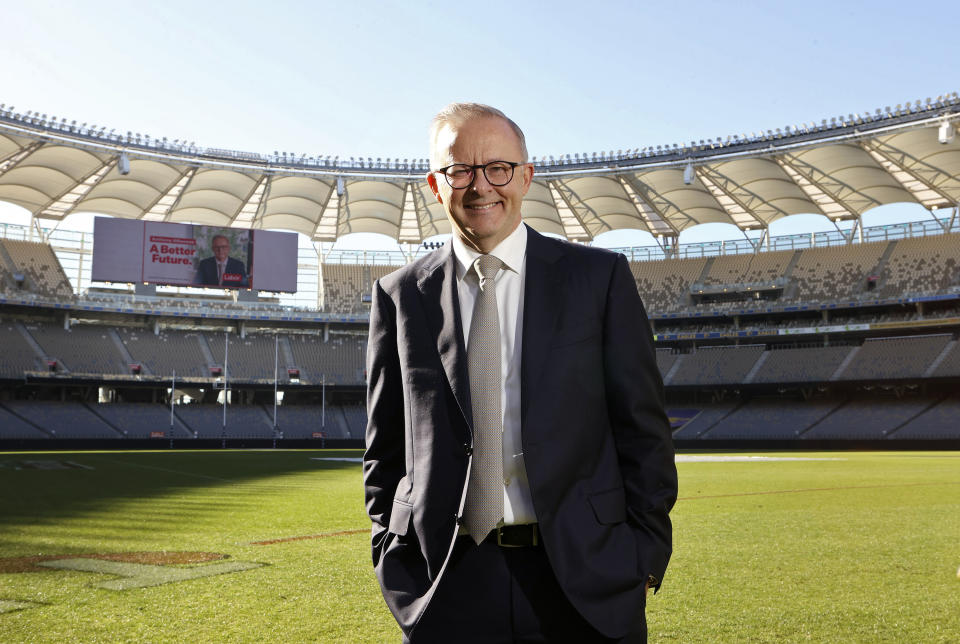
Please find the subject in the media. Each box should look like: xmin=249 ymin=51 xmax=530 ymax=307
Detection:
xmin=475 ymin=255 xmax=501 ymax=284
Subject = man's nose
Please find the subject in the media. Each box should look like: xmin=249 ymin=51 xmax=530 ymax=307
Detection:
xmin=467 ymin=167 xmax=494 ymax=192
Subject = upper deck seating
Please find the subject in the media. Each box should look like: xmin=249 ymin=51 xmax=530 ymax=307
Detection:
xmin=0 ymin=240 xmax=74 ymax=297
xmin=786 ymin=240 xmax=888 ymax=302
xmin=877 ymin=233 xmax=960 ymax=297
xmin=630 ymin=256 xmax=708 ymax=312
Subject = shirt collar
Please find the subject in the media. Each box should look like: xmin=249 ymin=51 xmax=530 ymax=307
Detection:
xmin=452 ymin=222 xmax=527 ymax=281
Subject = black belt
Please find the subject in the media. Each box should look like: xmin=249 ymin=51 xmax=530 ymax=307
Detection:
xmin=483 ymin=524 xmax=540 ymax=548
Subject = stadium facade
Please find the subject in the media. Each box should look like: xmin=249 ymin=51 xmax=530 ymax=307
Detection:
xmin=0 ymin=95 xmax=958 ymax=448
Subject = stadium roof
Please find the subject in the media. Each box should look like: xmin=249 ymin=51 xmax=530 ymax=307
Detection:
xmin=1 ymin=94 xmax=958 ymax=243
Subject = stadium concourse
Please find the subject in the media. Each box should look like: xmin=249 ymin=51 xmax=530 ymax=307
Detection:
xmin=0 ymin=95 xmax=959 ymax=448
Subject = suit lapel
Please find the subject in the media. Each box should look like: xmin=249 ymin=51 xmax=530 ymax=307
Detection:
xmin=417 ymin=245 xmax=473 ymax=432
xmin=520 ymin=226 xmax=565 ymax=426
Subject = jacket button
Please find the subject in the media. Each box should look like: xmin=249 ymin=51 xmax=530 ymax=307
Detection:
xmin=464 ymin=444 xmax=473 ymax=456
xmin=455 ymin=515 xmax=463 ymax=525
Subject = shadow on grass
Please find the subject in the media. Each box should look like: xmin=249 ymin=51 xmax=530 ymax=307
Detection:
xmin=0 ymin=449 xmax=364 ymax=545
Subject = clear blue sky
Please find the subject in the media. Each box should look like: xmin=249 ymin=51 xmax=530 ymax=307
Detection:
xmin=1 ymin=0 xmax=955 ymax=248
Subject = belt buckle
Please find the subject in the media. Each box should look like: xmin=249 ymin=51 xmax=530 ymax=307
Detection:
xmin=496 ymin=525 xmax=538 ymax=548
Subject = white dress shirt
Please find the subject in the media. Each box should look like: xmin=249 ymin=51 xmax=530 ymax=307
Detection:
xmin=452 ymin=223 xmax=536 ymax=526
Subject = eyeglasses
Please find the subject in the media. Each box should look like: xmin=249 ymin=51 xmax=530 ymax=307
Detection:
xmin=435 ymin=161 xmax=522 ymax=189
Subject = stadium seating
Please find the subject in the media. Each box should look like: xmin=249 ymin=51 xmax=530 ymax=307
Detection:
xmin=0 ymin=321 xmax=43 ymax=377
xmin=801 ymin=398 xmax=933 ymax=440
xmin=286 ymin=333 xmax=366 ymax=385
xmin=891 ymin=396 xmax=960 ymax=439
xmin=269 ymin=405 xmax=349 ymax=439
xmin=206 ymin=332 xmax=281 ymax=381
xmin=119 ymin=328 xmax=209 ymax=378
xmin=0 ymin=240 xmax=74 ymax=298
xmin=876 ymin=234 xmax=960 ymax=297
xmin=26 ymin=323 xmax=129 ymax=375
xmin=88 ymin=403 xmax=195 ymax=439
xmin=837 ymin=334 xmax=952 ymax=380
xmin=341 ymin=405 xmax=368 ymax=438
xmin=2 ymin=216 xmax=960 ymax=445
xmin=782 ymin=240 xmax=888 ymax=302
xmin=631 ymin=256 xmax=708 ymax=311
xmin=700 ymin=249 xmax=795 ymax=289
xmin=750 ymin=345 xmax=853 ymax=383
xmin=2 ymin=401 xmax=124 ymax=439
xmin=666 ymin=345 xmax=765 ymax=385
xmin=655 ymin=348 xmax=679 ymax=378
xmin=0 ymin=403 xmax=51 ymax=439
xmin=174 ymin=404 xmax=276 ymax=439
xmin=699 ymin=398 xmax=843 ymax=440
xmin=670 ymin=402 xmax=739 ymax=439
xmin=929 ymin=339 xmax=960 ymax=377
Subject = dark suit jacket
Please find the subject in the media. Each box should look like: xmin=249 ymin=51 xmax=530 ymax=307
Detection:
xmin=194 ymin=256 xmax=248 ymax=287
xmin=363 ymin=225 xmax=677 ymax=640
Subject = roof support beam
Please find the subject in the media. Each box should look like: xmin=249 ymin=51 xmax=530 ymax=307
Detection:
xmin=38 ymin=157 xmax=117 ymax=220
xmin=397 ymin=182 xmax=422 ymax=243
xmin=860 ymin=139 xmax=956 ymax=208
xmin=546 ymin=180 xmax=593 ymax=241
xmin=312 ymin=179 xmax=340 ymax=241
xmin=776 ymin=154 xmax=860 ymax=220
xmin=619 ymin=174 xmax=694 ymax=232
xmin=411 ymin=184 xmax=441 ymax=241
xmin=694 ymin=166 xmax=770 ymax=229
xmin=232 ymin=175 xmax=270 ymax=229
xmin=831 ymin=215 xmax=861 ymax=245
xmin=0 ymin=140 xmax=44 ymax=177
xmin=617 ymin=175 xmax=679 ymax=236
xmin=651 ymin=233 xmax=679 ymax=260
xmin=142 ymin=167 xmax=197 ymax=221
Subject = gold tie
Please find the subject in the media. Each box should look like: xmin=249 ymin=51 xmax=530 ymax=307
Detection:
xmin=463 ymin=254 xmax=504 ymax=544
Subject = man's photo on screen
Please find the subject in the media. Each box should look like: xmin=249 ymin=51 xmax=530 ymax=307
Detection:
xmin=193 ymin=228 xmax=249 ymax=288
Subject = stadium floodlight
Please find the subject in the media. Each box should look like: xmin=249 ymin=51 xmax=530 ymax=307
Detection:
xmin=938 ymin=121 xmax=955 ymax=145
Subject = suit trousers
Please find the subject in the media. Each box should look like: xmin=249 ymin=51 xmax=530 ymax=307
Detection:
xmin=406 ymin=535 xmax=647 ymax=644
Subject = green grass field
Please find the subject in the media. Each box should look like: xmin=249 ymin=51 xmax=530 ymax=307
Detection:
xmin=1 ymin=450 xmax=958 ymax=643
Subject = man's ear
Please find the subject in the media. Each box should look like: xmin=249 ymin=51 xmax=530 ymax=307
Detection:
xmin=426 ymin=171 xmax=443 ymax=204
xmin=519 ymin=163 xmax=534 ymax=196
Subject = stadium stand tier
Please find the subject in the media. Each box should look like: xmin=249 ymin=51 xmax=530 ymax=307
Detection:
xmin=0 ymin=239 xmax=73 ymax=298
xmin=2 ymin=217 xmax=960 ymax=446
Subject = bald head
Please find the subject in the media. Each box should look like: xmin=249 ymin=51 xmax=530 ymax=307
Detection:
xmin=429 ymin=102 xmax=528 ymax=170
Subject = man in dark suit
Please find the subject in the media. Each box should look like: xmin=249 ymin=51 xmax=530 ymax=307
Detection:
xmin=194 ymin=234 xmax=248 ymax=287
xmin=364 ymin=103 xmax=676 ymax=643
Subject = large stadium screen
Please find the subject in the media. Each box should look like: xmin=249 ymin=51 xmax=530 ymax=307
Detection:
xmin=91 ymin=218 xmax=298 ymax=292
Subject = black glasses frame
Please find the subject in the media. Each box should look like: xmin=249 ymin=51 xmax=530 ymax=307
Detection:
xmin=435 ymin=161 xmax=523 ymax=189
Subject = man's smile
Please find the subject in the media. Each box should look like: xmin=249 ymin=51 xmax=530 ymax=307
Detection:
xmin=464 ymin=202 xmax=501 ymax=212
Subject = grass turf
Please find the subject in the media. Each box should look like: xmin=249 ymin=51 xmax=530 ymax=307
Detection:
xmin=0 ymin=450 xmax=957 ymax=642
